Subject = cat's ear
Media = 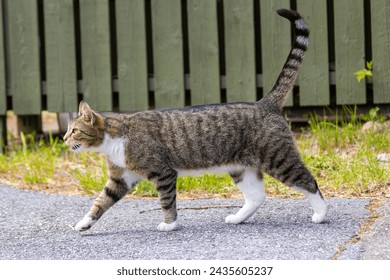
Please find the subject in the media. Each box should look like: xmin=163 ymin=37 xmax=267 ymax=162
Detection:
xmin=78 ymin=101 xmax=90 ymax=116
xmin=78 ymin=101 xmax=101 ymax=126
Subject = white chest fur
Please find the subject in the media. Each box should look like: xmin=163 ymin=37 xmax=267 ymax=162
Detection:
xmin=95 ymin=133 xmax=127 ymax=168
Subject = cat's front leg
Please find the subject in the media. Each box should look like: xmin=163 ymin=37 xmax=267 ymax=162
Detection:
xmin=74 ymin=216 xmax=97 ymax=231
xmin=75 ymin=170 xmax=140 ymax=231
xmin=74 ymin=177 xmax=129 ymax=231
xmin=148 ymin=170 xmax=179 ymax=231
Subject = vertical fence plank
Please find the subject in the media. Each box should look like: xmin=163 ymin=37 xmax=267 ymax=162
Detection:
xmin=260 ymin=0 xmax=292 ymax=106
xmin=371 ymin=0 xmax=390 ymax=104
xmin=116 ymin=0 xmax=148 ymax=112
xmin=44 ymin=0 xmax=78 ymax=113
xmin=0 ymin=117 xmax=5 ymax=152
xmin=297 ymin=0 xmax=330 ymax=106
xmin=224 ymin=0 xmax=256 ymax=102
xmin=0 ymin=0 xmax=6 ymax=115
xmin=0 ymin=0 xmax=5 ymax=151
xmin=7 ymin=0 xmax=41 ymax=115
xmin=334 ymin=1 xmax=365 ymax=105
xmin=187 ymin=0 xmax=220 ymax=105
xmin=151 ymin=0 xmax=184 ymax=109
xmin=79 ymin=0 xmax=112 ymax=111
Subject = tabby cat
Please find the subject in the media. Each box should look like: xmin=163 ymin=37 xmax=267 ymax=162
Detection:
xmin=64 ymin=9 xmax=327 ymax=232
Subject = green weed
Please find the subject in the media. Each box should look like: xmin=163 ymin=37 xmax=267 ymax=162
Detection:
xmin=177 ymin=174 xmax=236 ymax=197
xmin=70 ymin=152 xmax=109 ymax=194
xmin=354 ymin=61 xmax=373 ymax=82
xmin=129 ymin=174 xmax=236 ymax=198
xmin=130 ymin=181 xmax=157 ymax=197
xmin=300 ymin=107 xmax=389 ymax=196
xmin=0 ymin=132 xmax=67 ymax=184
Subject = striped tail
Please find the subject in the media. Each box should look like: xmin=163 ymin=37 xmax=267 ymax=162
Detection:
xmin=261 ymin=9 xmax=309 ymax=109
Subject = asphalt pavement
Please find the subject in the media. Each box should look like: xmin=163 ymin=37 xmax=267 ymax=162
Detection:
xmin=361 ymin=198 xmax=390 ymax=259
xmin=0 ymin=185 xmax=384 ymax=260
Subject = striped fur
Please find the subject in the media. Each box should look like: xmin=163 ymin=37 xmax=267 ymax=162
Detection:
xmin=65 ymin=9 xmax=326 ymax=232
xmin=262 ymin=9 xmax=309 ymax=109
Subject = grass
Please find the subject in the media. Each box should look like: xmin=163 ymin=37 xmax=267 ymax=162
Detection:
xmin=0 ymin=106 xmax=388 ymax=199
xmin=130 ymin=174 xmax=237 ymax=198
xmin=298 ymin=106 xmax=389 ymax=197
xmin=1 ymin=133 xmax=61 ymax=184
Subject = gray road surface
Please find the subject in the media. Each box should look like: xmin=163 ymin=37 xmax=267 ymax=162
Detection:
xmin=0 ymin=185 xmax=380 ymax=260
xmin=361 ymin=198 xmax=390 ymax=259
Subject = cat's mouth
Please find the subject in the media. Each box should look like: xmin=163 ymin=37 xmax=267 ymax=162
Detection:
xmin=71 ymin=144 xmax=82 ymax=151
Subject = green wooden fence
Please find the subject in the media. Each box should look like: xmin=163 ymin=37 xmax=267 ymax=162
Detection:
xmin=1 ymin=0 xmax=390 ymax=150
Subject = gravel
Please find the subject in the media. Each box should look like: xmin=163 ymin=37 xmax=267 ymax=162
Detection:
xmin=0 ymin=185 xmax=371 ymax=260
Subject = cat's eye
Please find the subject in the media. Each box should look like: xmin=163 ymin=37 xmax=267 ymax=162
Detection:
xmin=72 ymin=128 xmax=79 ymax=134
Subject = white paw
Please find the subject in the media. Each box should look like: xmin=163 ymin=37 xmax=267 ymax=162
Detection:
xmin=74 ymin=216 xmax=96 ymax=231
xmin=157 ymin=221 xmax=178 ymax=231
xmin=312 ymin=212 xmax=326 ymax=224
xmin=225 ymin=214 xmax=242 ymax=224
xmin=303 ymin=189 xmax=327 ymax=224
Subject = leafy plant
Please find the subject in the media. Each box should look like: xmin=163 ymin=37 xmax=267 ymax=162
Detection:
xmin=354 ymin=61 xmax=373 ymax=82
xmin=360 ymin=107 xmax=384 ymax=122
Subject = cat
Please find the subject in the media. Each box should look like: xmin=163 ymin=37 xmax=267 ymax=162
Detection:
xmin=64 ymin=9 xmax=327 ymax=232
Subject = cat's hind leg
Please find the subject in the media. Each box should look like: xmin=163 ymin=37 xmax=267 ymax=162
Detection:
xmin=286 ymin=168 xmax=326 ymax=223
xmin=294 ymin=182 xmax=327 ymax=223
xmin=267 ymin=158 xmax=327 ymax=224
xmin=225 ymin=168 xmax=266 ymax=224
